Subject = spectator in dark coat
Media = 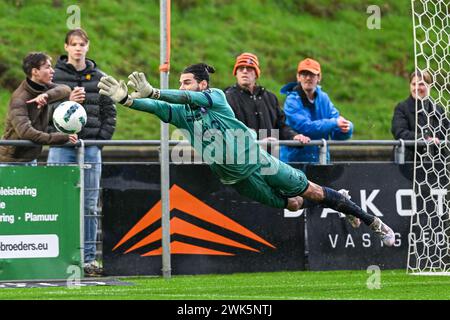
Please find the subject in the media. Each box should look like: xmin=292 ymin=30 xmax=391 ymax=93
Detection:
xmin=391 ymin=70 xmax=449 ymax=161
xmin=47 ymin=29 xmax=116 ymax=276
xmin=0 ymin=52 xmax=76 ymax=163
xmin=225 ymin=53 xmax=310 ymax=155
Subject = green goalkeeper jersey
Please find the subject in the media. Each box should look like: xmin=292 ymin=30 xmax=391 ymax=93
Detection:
xmin=131 ymin=88 xmax=278 ymax=184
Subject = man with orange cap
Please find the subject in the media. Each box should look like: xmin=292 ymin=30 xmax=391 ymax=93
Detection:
xmin=225 ymin=53 xmax=310 ymax=151
xmin=280 ymin=58 xmax=353 ymax=163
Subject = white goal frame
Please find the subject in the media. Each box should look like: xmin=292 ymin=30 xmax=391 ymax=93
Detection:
xmin=407 ymin=0 xmax=450 ymax=275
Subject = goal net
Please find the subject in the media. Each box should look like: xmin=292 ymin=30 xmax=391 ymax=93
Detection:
xmin=408 ymin=0 xmax=450 ymax=274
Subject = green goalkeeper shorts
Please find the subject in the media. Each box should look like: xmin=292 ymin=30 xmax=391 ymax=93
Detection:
xmin=231 ymin=158 xmax=309 ymax=209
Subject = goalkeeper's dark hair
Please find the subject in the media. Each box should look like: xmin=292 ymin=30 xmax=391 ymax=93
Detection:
xmin=182 ymin=63 xmax=215 ymax=86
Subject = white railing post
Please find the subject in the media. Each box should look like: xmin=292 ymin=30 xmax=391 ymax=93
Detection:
xmin=319 ymin=139 xmax=328 ymax=165
xmin=395 ymin=139 xmax=405 ymax=164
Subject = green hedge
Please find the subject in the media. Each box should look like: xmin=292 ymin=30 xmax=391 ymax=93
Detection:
xmin=0 ymin=0 xmax=414 ymax=140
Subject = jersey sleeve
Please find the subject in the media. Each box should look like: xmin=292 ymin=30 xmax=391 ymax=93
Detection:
xmin=130 ymin=98 xmax=185 ymax=126
xmin=159 ymin=88 xmax=229 ymax=111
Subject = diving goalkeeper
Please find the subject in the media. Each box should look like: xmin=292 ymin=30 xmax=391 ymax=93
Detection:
xmin=98 ymin=63 xmax=395 ymax=247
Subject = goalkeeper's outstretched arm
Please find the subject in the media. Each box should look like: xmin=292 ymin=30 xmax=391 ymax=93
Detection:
xmin=159 ymin=89 xmax=213 ymax=107
xmin=131 ymin=99 xmax=173 ymax=123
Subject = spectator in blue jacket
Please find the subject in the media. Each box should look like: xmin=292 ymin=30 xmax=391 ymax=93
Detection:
xmin=280 ymin=58 xmax=353 ymax=163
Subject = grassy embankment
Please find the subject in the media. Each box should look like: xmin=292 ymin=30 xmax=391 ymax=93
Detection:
xmin=0 ymin=0 xmax=414 ymax=140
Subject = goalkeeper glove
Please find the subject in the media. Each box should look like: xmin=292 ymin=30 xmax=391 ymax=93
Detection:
xmin=127 ymin=71 xmax=160 ymax=99
xmin=98 ymin=76 xmax=133 ymax=107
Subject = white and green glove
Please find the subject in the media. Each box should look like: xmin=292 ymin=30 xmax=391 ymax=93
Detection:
xmin=127 ymin=71 xmax=160 ymax=99
xmin=98 ymin=75 xmax=133 ymax=106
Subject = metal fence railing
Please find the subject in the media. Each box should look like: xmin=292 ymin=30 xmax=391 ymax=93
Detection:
xmin=0 ymin=138 xmax=425 ymax=165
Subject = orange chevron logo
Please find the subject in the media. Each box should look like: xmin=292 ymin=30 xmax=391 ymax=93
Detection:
xmin=113 ymin=184 xmax=276 ymax=256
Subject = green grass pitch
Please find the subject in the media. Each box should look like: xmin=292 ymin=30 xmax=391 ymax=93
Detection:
xmin=0 ymin=269 xmax=449 ymax=300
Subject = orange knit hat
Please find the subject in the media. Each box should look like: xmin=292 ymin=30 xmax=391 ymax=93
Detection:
xmin=233 ymin=52 xmax=261 ymax=78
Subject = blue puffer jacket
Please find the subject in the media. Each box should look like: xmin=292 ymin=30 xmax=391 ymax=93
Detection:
xmin=280 ymin=82 xmax=353 ymax=163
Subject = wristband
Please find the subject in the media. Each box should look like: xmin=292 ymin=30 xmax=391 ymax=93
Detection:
xmin=149 ymin=88 xmax=161 ymax=99
xmin=119 ymin=95 xmax=133 ymax=107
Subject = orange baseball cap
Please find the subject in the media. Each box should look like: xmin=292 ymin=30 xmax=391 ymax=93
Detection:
xmin=297 ymin=58 xmax=321 ymax=75
xmin=233 ymin=52 xmax=261 ymax=78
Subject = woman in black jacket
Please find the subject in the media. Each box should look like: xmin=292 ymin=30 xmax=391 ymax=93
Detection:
xmin=391 ymin=70 xmax=449 ymax=162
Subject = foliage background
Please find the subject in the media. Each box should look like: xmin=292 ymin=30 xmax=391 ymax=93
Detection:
xmin=0 ymin=0 xmax=414 ymax=140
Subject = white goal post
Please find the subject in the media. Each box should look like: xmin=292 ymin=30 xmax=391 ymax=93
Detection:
xmin=408 ymin=0 xmax=450 ymax=275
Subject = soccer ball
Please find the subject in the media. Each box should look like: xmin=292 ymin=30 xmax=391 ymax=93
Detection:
xmin=52 ymin=101 xmax=87 ymax=134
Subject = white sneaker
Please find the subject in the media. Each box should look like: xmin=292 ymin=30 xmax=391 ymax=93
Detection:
xmin=337 ymin=189 xmax=361 ymax=228
xmin=370 ymin=217 xmax=395 ymax=247
xmin=84 ymin=260 xmax=104 ymax=277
